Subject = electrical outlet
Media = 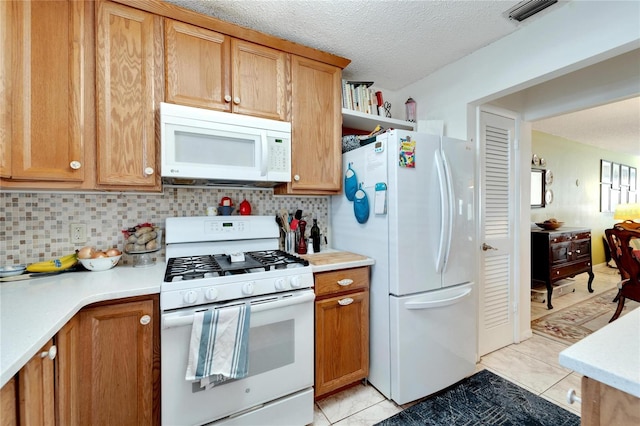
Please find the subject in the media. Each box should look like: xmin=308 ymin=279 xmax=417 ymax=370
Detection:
xmin=70 ymin=223 xmax=87 ymax=244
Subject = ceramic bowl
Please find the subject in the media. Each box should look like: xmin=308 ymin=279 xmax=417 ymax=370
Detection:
xmin=535 ymin=221 xmax=564 ymax=230
xmin=79 ymin=255 xmax=122 ymax=272
xmin=0 ymin=264 xmax=27 ymax=277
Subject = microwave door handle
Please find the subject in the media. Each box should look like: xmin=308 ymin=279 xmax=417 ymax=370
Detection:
xmin=260 ymin=131 xmax=268 ymax=176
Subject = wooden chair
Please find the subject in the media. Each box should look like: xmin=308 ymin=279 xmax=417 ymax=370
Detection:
xmin=604 ymin=224 xmax=640 ymax=322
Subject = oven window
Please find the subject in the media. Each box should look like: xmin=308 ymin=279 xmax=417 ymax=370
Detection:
xmin=193 ymin=318 xmax=295 ymax=391
xmin=248 ymin=319 xmax=295 ymax=376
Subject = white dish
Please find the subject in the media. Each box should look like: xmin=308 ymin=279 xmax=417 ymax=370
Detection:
xmin=0 ymin=265 xmax=27 ymax=277
xmin=79 ymin=255 xmax=122 ymax=272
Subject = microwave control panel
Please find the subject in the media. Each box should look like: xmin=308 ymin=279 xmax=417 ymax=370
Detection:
xmin=267 ymin=136 xmax=290 ymax=173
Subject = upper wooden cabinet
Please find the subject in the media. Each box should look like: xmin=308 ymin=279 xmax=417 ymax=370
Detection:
xmin=0 ymin=0 xmax=94 ymax=188
xmin=275 ymin=56 xmax=342 ymax=195
xmin=165 ymin=19 xmax=290 ymax=121
xmin=95 ymin=0 xmax=163 ymax=191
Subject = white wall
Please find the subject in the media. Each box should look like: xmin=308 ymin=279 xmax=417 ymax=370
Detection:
xmin=395 ymin=0 xmax=640 ymax=341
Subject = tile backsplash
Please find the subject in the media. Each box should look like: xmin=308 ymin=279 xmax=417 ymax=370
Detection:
xmin=1 ymin=187 xmax=329 ymax=265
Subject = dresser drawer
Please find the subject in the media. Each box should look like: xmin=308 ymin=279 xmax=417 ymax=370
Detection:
xmin=551 ymin=259 xmax=592 ymax=281
xmin=315 ymin=267 xmax=369 ymax=297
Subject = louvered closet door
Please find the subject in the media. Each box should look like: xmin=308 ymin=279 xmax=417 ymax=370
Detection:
xmin=478 ymin=111 xmax=516 ymax=356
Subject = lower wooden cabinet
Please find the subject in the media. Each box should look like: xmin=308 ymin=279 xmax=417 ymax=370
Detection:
xmin=0 ymin=341 xmax=56 ymax=426
xmin=0 ymin=294 xmax=159 ymax=426
xmin=314 ymin=267 xmax=369 ymax=399
xmin=0 ymin=377 xmax=17 ymax=426
xmin=581 ymin=376 xmax=640 ymax=426
xmin=74 ymin=296 xmax=159 ymax=426
xmin=18 ymin=340 xmax=56 ymax=426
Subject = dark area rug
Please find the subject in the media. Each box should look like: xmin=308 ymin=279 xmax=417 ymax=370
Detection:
xmin=375 ymin=369 xmax=579 ymax=426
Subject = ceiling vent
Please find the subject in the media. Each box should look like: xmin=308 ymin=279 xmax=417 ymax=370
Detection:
xmin=506 ymin=0 xmax=558 ymax=22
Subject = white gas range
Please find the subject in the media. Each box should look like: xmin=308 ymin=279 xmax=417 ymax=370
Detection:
xmin=161 ymin=215 xmax=315 ymax=426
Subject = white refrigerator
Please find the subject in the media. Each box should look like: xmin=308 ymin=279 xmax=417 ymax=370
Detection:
xmin=331 ymin=129 xmax=476 ymax=405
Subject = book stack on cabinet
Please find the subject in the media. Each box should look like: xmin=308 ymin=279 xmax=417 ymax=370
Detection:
xmin=342 ymin=81 xmax=380 ymax=115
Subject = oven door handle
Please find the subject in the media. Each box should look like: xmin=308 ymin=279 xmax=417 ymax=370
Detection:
xmin=162 ymin=291 xmax=315 ymax=329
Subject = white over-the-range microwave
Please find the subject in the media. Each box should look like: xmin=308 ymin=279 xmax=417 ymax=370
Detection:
xmin=160 ymin=102 xmax=291 ymax=187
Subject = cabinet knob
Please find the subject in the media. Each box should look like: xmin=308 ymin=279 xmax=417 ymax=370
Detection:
xmin=70 ymin=161 xmax=82 ymax=170
xmin=338 ymin=298 xmax=354 ymax=306
xmin=144 ymin=167 xmax=154 ymax=176
xmin=293 ymin=174 xmax=300 ymax=182
xmin=233 ymin=97 xmax=241 ymax=105
xmin=40 ymin=345 xmax=57 ymax=360
xmin=566 ymin=389 xmax=581 ymax=405
xmin=576 ymin=249 xmax=581 ymax=254
xmin=568 ymin=251 xmax=573 ymax=256
xmin=140 ymin=315 xmax=151 ymax=325
xmin=224 ymin=95 xmax=232 ymax=103
xmin=337 ymin=278 xmax=353 ymax=286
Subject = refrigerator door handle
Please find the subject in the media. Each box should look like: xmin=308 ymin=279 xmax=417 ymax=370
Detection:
xmin=435 ymin=151 xmax=449 ymax=274
xmin=441 ymin=150 xmax=454 ymax=271
xmin=404 ymin=288 xmax=471 ymax=310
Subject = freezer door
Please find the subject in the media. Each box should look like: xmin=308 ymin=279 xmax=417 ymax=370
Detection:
xmin=389 ymin=283 xmax=477 ymax=405
xmin=388 ymin=131 xmax=443 ymax=295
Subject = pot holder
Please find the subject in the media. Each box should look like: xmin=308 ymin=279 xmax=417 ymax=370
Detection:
xmin=353 ymin=184 xmax=370 ymax=224
xmin=344 ymin=163 xmax=358 ymax=201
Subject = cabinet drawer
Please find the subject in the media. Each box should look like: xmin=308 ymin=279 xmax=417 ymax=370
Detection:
xmin=315 ymin=267 xmax=369 ymax=297
xmin=551 ymin=259 xmax=592 ymax=281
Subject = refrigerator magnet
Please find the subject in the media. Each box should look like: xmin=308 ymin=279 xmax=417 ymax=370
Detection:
xmin=344 ymin=163 xmax=358 ymax=201
xmin=374 ymin=182 xmax=387 ymax=215
xmin=353 ymin=184 xmax=370 ymax=224
xmin=399 ymin=136 xmax=416 ymax=168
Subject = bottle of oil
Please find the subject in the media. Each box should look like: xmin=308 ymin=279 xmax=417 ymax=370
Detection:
xmin=311 ymin=219 xmax=321 ymax=253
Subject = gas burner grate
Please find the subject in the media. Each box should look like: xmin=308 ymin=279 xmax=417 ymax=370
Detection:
xmin=164 ymin=250 xmax=309 ymax=282
xmin=164 ymin=255 xmax=223 ymax=282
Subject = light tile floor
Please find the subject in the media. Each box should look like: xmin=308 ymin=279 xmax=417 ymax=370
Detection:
xmin=312 ymin=263 xmax=621 ymax=425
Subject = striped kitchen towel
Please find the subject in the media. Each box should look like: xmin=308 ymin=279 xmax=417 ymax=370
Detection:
xmin=185 ymin=302 xmax=250 ymax=386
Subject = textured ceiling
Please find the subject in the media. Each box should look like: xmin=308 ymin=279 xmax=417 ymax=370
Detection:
xmin=532 ymin=97 xmax=640 ymax=156
xmin=164 ymin=0 xmax=638 ymax=155
xmin=166 ymin=0 xmax=526 ymax=90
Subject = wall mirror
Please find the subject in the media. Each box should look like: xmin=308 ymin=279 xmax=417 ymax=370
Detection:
xmin=531 ymin=169 xmax=546 ymax=208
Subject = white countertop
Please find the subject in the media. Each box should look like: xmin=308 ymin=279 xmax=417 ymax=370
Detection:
xmin=559 ymin=307 xmax=640 ymax=398
xmin=0 ymin=264 xmax=164 ymax=388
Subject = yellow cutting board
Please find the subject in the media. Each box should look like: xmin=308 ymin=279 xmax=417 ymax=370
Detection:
xmin=300 ymin=251 xmax=368 ymax=265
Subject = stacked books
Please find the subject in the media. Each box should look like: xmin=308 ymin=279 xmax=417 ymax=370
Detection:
xmin=342 ymin=81 xmax=383 ymax=116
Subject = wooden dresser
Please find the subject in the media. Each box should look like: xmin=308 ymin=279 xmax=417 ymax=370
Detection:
xmin=531 ymin=227 xmax=595 ymax=309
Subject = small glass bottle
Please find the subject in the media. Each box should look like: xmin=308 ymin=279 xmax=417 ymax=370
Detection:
xmin=297 ymin=220 xmax=307 ymax=254
xmin=311 ymin=219 xmax=321 ymax=253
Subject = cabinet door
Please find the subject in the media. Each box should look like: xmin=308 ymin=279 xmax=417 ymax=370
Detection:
xmin=96 ymin=1 xmax=162 ymax=190
xmin=55 ymin=315 xmax=80 ymax=426
xmin=165 ymin=20 xmax=231 ymax=112
xmin=231 ymin=39 xmax=289 ymax=121
xmin=78 ymin=299 xmax=155 ymax=426
xmin=18 ymin=340 xmax=56 ymax=426
xmin=1 ymin=377 xmax=17 ymax=426
xmin=315 ymin=290 xmax=369 ymax=397
xmin=0 ymin=0 xmax=92 ymax=184
xmin=276 ymin=56 xmax=341 ymax=194
xmin=550 ymin=241 xmax=571 ymax=266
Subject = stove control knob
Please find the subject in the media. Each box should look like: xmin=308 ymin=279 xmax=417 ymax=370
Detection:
xmin=242 ymin=282 xmax=255 ymax=295
xmin=274 ymin=278 xmax=288 ymax=291
xmin=204 ymin=287 xmax=219 ymax=301
xmin=290 ymin=276 xmax=301 ymax=288
xmin=183 ymin=290 xmax=198 ymax=304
